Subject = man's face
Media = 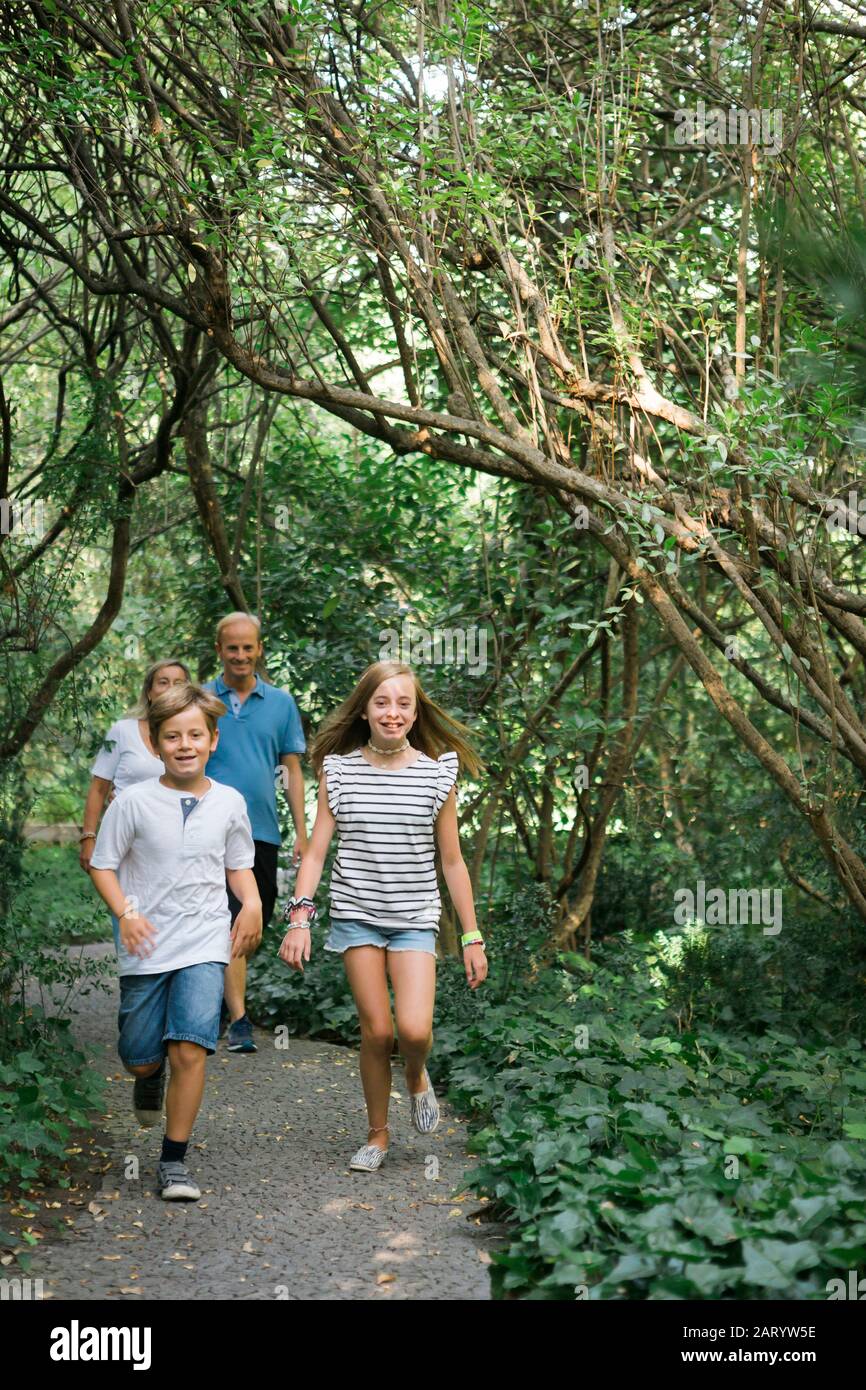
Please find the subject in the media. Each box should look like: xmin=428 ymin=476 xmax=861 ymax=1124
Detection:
xmin=157 ymin=705 xmax=218 ymax=782
xmin=217 ymin=621 xmax=263 ymax=679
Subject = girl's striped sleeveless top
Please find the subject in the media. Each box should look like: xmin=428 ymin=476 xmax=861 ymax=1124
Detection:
xmin=321 ymin=747 xmax=459 ymax=931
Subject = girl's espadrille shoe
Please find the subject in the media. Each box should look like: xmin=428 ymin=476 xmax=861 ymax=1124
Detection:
xmin=349 ymin=1142 xmax=389 ymax=1171
xmin=349 ymin=1124 xmax=389 ymax=1171
xmin=409 ymin=1068 xmax=440 ymax=1135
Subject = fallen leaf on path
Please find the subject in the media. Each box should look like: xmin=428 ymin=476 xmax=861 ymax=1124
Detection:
xmin=376 ymin=1272 xmax=395 ymax=1284
xmin=119 ymin=1287 xmax=142 ymax=1295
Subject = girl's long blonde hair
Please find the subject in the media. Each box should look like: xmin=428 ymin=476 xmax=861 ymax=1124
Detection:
xmin=310 ymin=661 xmax=483 ymax=778
xmin=126 ymin=659 xmax=192 ymax=718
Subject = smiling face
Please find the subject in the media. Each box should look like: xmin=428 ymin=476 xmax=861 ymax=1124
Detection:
xmin=216 ymin=620 xmax=263 ymax=682
xmin=147 ymin=664 xmax=189 ymax=703
xmin=365 ymin=674 xmax=417 ymax=745
xmin=156 ymin=704 xmax=218 ymax=785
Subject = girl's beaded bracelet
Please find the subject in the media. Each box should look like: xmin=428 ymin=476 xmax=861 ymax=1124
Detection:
xmin=282 ymin=896 xmax=318 ymax=929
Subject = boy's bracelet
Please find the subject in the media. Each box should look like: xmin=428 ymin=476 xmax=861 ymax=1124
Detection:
xmin=79 ymin=831 xmax=97 ymax=842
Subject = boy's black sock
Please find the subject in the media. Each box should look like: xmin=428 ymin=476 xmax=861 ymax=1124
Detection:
xmin=160 ymin=1136 xmax=188 ymax=1164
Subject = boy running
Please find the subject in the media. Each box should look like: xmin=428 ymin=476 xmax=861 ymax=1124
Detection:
xmin=89 ymin=683 xmax=262 ymax=1200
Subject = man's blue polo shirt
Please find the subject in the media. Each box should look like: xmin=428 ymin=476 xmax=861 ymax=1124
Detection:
xmin=203 ymin=675 xmax=305 ymax=845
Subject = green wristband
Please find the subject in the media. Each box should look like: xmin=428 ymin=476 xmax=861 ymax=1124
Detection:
xmin=461 ymin=931 xmax=484 ymax=947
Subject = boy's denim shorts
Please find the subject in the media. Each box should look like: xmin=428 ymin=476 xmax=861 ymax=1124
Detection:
xmin=117 ymin=961 xmax=225 ymax=1067
xmin=324 ymin=919 xmax=437 ymax=956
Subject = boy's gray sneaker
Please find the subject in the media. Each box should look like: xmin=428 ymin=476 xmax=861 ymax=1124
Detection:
xmin=133 ymin=1061 xmax=166 ymax=1126
xmin=157 ymin=1160 xmax=201 ymax=1201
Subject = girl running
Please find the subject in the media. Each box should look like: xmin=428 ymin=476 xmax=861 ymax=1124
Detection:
xmin=278 ymin=660 xmax=488 ymax=1171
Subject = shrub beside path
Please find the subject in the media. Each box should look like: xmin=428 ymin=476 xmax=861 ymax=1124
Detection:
xmin=27 ymin=944 xmax=499 ymax=1300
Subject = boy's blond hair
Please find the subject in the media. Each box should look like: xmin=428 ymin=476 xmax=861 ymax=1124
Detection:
xmin=147 ymin=683 xmax=226 ymax=746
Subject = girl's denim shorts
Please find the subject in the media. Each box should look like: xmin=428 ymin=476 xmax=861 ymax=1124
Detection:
xmin=325 ymin=918 xmax=437 ymax=956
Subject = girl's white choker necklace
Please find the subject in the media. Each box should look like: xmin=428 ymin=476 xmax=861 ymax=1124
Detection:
xmin=367 ymin=738 xmax=410 ymax=756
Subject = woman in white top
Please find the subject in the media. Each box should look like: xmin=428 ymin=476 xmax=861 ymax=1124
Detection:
xmin=278 ymin=660 xmax=488 ymax=1172
xmin=79 ymin=659 xmax=191 ymax=873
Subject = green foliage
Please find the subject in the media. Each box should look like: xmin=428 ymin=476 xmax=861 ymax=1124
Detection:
xmin=17 ymin=846 xmax=113 ymax=944
xmin=0 ymin=1013 xmax=105 ymax=1193
xmin=444 ymin=940 xmax=866 ymax=1299
xmin=658 ymin=914 xmax=866 ymax=1037
xmin=0 ymin=849 xmax=112 ymax=1197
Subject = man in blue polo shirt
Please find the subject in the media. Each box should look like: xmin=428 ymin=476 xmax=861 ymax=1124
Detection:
xmin=204 ymin=612 xmax=308 ymax=1053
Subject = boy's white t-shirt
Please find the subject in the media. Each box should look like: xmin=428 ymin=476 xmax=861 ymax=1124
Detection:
xmin=91 ymin=717 xmax=164 ymax=791
xmin=90 ymin=776 xmax=256 ymax=976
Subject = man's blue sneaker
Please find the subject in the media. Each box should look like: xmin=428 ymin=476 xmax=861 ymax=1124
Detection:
xmin=227 ymin=1015 xmax=257 ymax=1053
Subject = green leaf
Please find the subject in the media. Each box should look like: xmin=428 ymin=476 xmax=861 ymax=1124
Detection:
xmin=15 ymin=1054 xmax=42 ymax=1075
xmin=622 ymin=1134 xmax=657 ymax=1171
xmin=725 ymin=1135 xmax=762 ymax=1155
xmin=741 ymin=1239 xmax=820 ymax=1290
